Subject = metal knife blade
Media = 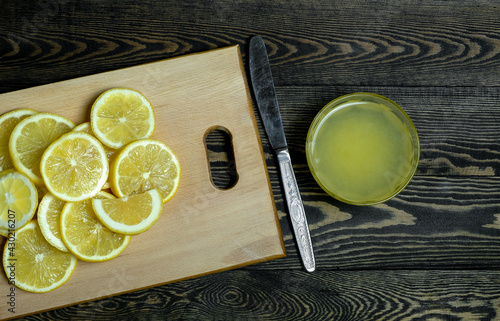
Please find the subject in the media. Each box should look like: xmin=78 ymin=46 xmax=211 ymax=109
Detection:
xmin=249 ymin=36 xmax=316 ymax=272
xmin=248 ymin=36 xmax=287 ymax=151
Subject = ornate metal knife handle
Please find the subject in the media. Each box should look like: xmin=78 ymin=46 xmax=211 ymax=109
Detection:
xmin=277 ymin=149 xmax=315 ymax=272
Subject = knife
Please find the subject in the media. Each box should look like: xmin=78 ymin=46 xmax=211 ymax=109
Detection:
xmin=249 ymin=36 xmax=315 ymax=272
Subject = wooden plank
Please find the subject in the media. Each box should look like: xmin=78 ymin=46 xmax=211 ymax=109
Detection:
xmin=22 ymin=269 xmax=500 ymax=320
xmin=249 ymin=175 xmax=500 ymax=271
xmin=1 ymin=0 xmax=500 ymax=89
xmin=0 ymin=46 xmax=285 ymax=319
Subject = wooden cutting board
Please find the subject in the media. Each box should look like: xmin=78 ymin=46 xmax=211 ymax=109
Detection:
xmin=0 ymin=45 xmax=286 ymax=319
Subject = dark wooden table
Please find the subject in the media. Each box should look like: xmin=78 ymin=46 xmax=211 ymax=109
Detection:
xmin=3 ymin=0 xmax=500 ymax=320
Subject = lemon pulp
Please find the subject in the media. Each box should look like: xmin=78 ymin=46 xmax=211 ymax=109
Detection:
xmin=307 ymin=96 xmax=418 ymax=205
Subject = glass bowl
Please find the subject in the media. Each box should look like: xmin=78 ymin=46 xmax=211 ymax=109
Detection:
xmin=306 ymin=93 xmax=420 ymax=205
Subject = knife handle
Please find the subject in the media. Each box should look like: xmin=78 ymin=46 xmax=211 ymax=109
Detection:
xmin=277 ymin=149 xmax=316 ymax=272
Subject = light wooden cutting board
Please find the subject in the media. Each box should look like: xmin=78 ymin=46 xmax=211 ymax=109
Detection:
xmin=0 ymin=45 xmax=286 ymax=319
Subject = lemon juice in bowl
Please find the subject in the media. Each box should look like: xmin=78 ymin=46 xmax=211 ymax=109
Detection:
xmin=306 ymin=93 xmax=420 ymax=205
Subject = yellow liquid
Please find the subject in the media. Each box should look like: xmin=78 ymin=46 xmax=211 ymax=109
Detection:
xmin=307 ymin=100 xmax=416 ymax=204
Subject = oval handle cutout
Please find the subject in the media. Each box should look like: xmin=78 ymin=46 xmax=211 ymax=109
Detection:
xmin=204 ymin=127 xmax=238 ymax=190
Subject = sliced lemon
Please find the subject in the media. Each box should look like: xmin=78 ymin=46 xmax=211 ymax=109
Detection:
xmin=2 ymin=221 xmax=77 ymax=293
xmin=73 ymin=122 xmax=90 ymax=132
xmin=0 ymin=169 xmax=38 ymax=231
xmin=90 ymin=88 xmax=155 ymax=149
xmin=40 ymin=131 xmax=109 ymax=202
xmin=9 ymin=113 xmax=75 ymax=185
xmin=60 ymin=191 xmax=131 ymax=262
xmin=73 ymin=122 xmax=116 ymax=160
xmin=38 ymin=193 xmax=68 ymax=252
xmin=109 ymin=139 xmax=181 ymax=203
xmin=0 ymin=109 xmax=38 ymax=172
xmin=73 ymin=122 xmax=115 ymax=190
xmin=92 ymin=188 xmax=163 ymax=235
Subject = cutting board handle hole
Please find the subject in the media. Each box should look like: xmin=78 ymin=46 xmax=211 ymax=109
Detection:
xmin=204 ymin=127 xmax=238 ymax=190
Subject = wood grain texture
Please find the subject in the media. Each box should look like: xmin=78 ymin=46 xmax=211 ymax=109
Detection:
xmin=2 ymin=0 xmax=500 ymax=319
xmin=253 ymin=176 xmax=500 ymax=271
xmin=1 ymin=0 xmax=500 ymax=90
xmin=11 ymin=269 xmax=500 ymax=321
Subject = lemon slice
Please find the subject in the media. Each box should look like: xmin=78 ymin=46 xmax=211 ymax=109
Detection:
xmin=92 ymin=189 xmax=163 ymax=235
xmin=73 ymin=122 xmax=115 ymax=190
xmin=9 ymin=112 xmax=75 ymax=185
xmin=110 ymin=139 xmax=181 ymax=203
xmin=90 ymin=88 xmax=155 ymax=149
xmin=73 ymin=122 xmax=91 ymax=132
xmin=73 ymin=122 xmax=116 ymax=160
xmin=60 ymin=191 xmax=131 ymax=262
xmin=40 ymin=131 xmax=109 ymax=202
xmin=0 ymin=109 xmax=38 ymax=172
xmin=38 ymin=193 xmax=68 ymax=252
xmin=0 ymin=169 xmax=38 ymax=231
xmin=2 ymin=221 xmax=77 ymax=293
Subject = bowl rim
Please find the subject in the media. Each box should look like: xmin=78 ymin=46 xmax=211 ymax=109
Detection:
xmin=305 ymin=92 xmax=420 ymax=206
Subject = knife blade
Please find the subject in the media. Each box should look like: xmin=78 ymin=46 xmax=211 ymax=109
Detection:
xmin=249 ymin=36 xmax=315 ymax=272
